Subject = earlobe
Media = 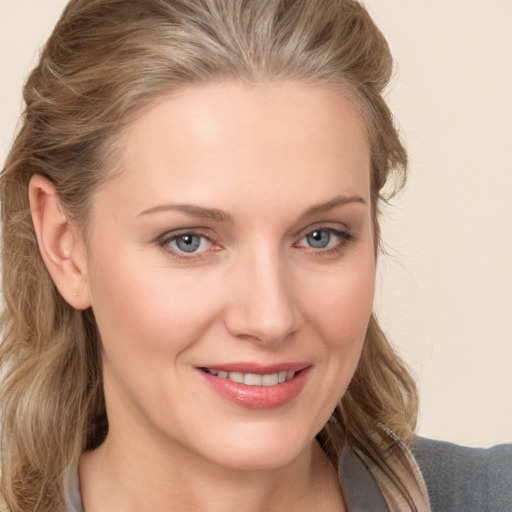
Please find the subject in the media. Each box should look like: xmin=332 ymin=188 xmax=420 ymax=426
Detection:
xmin=29 ymin=174 xmax=91 ymax=310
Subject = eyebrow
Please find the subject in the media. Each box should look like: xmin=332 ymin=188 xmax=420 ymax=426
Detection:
xmin=300 ymin=194 xmax=367 ymax=218
xmin=137 ymin=194 xmax=366 ymax=222
xmin=138 ymin=203 xmax=232 ymax=222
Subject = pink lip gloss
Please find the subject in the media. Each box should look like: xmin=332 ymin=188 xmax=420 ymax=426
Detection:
xmin=198 ymin=364 xmax=311 ymax=409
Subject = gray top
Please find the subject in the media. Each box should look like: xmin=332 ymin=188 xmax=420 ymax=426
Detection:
xmin=67 ymin=437 xmax=512 ymax=511
xmin=411 ymin=437 xmax=512 ymax=512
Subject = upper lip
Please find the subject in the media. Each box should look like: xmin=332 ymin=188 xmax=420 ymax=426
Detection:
xmin=197 ymin=362 xmax=311 ymax=374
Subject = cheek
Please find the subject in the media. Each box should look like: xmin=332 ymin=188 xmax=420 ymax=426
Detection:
xmin=89 ymin=262 xmax=220 ymax=358
xmin=88 ymin=258 xmax=224 ymax=425
xmin=84 ymin=231 xmax=221 ymax=378
xmin=304 ymin=256 xmax=376 ymax=344
xmin=296 ymin=255 xmax=375 ymax=432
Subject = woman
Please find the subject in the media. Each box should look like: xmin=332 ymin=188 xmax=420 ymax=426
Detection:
xmin=0 ymin=1 xmax=510 ymax=511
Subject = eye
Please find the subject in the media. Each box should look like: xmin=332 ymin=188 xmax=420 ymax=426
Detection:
xmin=296 ymin=228 xmax=353 ymax=251
xmin=305 ymin=230 xmax=333 ymax=249
xmin=161 ymin=232 xmax=213 ymax=256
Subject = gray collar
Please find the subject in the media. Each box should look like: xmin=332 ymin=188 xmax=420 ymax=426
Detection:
xmin=66 ymin=467 xmax=84 ymax=512
xmin=338 ymin=447 xmax=389 ymax=511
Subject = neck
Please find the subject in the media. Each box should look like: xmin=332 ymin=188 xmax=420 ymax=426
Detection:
xmin=79 ymin=431 xmax=344 ymax=512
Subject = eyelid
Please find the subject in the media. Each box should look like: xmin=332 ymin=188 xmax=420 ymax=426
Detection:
xmin=294 ymin=225 xmax=355 ymax=252
xmin=158 ymin=227 xmax=211 ymax=242
xmin=294 ymin=222 xmax=351 ymax=241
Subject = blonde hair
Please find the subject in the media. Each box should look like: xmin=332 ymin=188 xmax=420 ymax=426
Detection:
xmin=0 ymin=1 xmax=417 ymax=510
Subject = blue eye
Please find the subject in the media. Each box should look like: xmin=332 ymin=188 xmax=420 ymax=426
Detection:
xmin=297 ymin=227 xmax=353 ymax=252
xmin=166 ymin=233 xmax=211 ymax=254
xmin=306 ymin=230 xmax=332 ymax=249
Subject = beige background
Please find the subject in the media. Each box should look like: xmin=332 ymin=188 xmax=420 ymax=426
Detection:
xmin=1 ymin=0 xmax=511 ymax=447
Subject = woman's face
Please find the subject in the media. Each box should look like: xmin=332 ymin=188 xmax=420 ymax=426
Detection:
xmin=83 ymin=81 xmax=375 ymax=470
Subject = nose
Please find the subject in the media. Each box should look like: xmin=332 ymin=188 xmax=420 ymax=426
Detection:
xmin=223 ymin=250 xmax=302 ymax=345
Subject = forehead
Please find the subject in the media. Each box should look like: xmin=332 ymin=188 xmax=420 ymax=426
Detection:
xmin=97 ymin=81 xmax=370 ymax=218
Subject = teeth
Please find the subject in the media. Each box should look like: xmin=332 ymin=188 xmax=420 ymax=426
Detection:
xmin=229 ymin=372 xmax=244 ymax=383
xmin=244 ymin=373 xmax=262 ymax=386
xmin=262 ymin=373 xmax=279 ymax=386
xmin=204 ymin=368 xmax=296 ymax=386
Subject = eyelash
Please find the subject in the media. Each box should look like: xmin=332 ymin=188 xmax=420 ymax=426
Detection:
xmin=158 ymin=229 xmax=216 ymax=260
xmin=157 ymin=227 xmax=355 ymax=261
xmin=294 ymin=228 xmax=355 ymax=256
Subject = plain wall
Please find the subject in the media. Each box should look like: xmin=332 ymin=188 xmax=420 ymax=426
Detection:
xmin=1 ymin=0 xmax=511 ymax=447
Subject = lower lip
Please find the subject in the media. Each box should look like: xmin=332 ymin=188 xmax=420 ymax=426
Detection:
xmin=199 ymin=368 xmax=311 ymax=409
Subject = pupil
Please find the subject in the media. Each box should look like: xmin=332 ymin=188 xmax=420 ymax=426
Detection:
xmin=176 ymin=235 xmax=200 ymax=252
xmin=307 ymin=230 xmax=330 ymax=248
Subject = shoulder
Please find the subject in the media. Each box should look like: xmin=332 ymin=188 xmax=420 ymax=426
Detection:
xmin=411 ymin=436 xmax=512 ymax=512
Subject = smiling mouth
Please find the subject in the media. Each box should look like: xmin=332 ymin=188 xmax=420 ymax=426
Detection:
xmin=200 ymin=368 xmax=297 ymax=386
xmin=199 ymin=365 xmax=311 ymax=409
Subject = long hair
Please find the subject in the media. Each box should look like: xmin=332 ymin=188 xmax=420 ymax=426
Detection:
xmin=0 ymin=1 xmax=417 ymax=510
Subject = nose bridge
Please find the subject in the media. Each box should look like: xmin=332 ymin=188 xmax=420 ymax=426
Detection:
xmin=225 ymin=243 xmax=301 ymax=344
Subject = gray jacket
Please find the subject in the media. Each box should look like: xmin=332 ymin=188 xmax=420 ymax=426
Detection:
xmin=340 ymin=437 xmax=512 ymax=511
xmin=413 ymin=437 xmax=512 ymax=512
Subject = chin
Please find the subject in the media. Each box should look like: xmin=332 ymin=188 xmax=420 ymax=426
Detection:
xmin=185 ymin=419 xmax=324 ymax=472
xmin=205 ymin=445 xmax=309 ymax=472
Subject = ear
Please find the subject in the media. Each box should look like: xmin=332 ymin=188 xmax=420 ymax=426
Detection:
xmin=29 ymin=174 xmax=91 ymax=310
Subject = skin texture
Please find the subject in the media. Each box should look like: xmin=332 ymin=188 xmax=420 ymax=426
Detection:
xmin=30 ymin=81 xmax=375 ymax=511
